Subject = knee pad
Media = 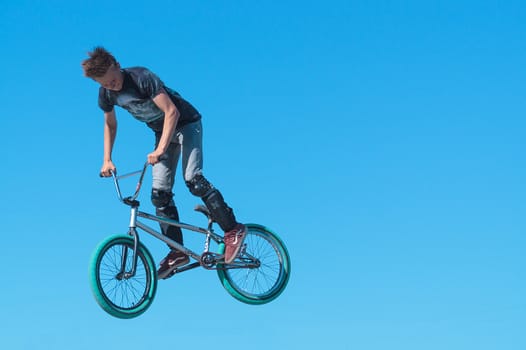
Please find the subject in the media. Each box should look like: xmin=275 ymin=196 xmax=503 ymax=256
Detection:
xmin=186 ymin=174 xmax=236 ymax=231
xmin=151 ymin=189 xmax=173 ymax=208
xmin=186 ymin=174 xmax=214 ymax=198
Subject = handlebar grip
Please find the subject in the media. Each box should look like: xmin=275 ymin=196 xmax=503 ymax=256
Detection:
xmin=99 ymin=169 xmax=117 ymax=178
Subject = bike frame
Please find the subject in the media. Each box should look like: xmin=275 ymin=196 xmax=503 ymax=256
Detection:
xmin=110 ymin=163 xmax=258 ymax=278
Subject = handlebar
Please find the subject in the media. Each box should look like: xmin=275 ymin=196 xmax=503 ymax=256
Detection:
xmin=109 ymin=162 xmax=150 ymax=204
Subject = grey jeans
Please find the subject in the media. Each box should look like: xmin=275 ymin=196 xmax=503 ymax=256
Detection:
xmin=151 ymin=120 xmax=203 ymax=245
xmin=152 ymin=119 xmax=237 ymax=240
xmin=152 ymin=120 xmax=203 ymax=191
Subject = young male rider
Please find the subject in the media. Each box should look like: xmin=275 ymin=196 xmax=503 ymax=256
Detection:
xmin=82 ymin=47 xmax=247 ymax=279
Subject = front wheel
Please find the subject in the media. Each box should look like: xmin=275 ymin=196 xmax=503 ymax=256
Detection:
xmin=217 ymin=224 xmax=291 ymax=304
xmin=88 ymin=235 xmax=157 ymax=319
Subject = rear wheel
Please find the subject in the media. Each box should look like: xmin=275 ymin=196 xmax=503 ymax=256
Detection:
xmin=89 ymin=235 xmax=157 ymax=319
xmin=217 ymin=224 xmax=291 ymax=304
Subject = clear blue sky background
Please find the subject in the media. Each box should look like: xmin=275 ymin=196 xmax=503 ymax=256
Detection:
xmin=1 ymin=1 xmax=524 ymax=349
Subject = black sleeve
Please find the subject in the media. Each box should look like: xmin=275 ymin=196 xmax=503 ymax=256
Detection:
xmin=136 ymin=68 xmax=164 ymax=99
xmin=98 ymin=87 xmax=114 ymax=112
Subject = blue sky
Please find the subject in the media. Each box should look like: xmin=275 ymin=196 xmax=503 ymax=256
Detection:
xmin=1 ymin=0 xmax=524 ymax=349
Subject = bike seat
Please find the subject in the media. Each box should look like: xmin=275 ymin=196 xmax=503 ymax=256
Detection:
xmin=194 ymin=205 xmax=212 ymax=219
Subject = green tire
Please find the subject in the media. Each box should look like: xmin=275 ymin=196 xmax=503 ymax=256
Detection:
xmin=89 ymin=235 xmax=157 ymax=319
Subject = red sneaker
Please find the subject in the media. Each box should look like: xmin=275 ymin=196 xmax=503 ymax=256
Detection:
xmin=224 ymin=224 xmax=247 ymax=264
xmin=157 ymin=250 xmax=189 ymax=279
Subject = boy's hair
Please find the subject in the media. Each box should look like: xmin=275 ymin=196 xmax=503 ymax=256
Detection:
xmin=81 ymin=47 xmax=118 ymax=78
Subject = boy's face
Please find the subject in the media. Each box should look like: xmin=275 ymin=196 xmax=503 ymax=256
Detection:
xmin=93 ymin=63 xmax=124 ymax=91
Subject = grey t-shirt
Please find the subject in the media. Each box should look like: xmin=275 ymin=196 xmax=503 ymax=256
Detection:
xmin=98 ymin=67 xmax=201 ymax=132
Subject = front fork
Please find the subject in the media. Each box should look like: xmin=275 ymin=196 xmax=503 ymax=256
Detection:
xmin=117 ymin=207 xmax=140 ymax=280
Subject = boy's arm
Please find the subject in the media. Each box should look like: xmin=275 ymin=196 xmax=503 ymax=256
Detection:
xmin=147 ymin=88 xmax=180 ymax=164
xmin=100 ymin=109 xmax=118 ymax=176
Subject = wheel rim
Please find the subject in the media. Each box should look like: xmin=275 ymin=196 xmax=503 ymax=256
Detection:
xmin=97 ymin=242 xmax=151 ymax=311
xmin=224 ymin=230 xmax=285 ymax=299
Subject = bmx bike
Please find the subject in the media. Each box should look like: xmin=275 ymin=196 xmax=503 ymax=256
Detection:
xmin=88 ymin=163 xmax=291 ymax=319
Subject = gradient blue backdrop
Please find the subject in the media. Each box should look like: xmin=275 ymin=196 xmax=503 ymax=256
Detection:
xmin=1 ymin=1 xmax=524 ymax=349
